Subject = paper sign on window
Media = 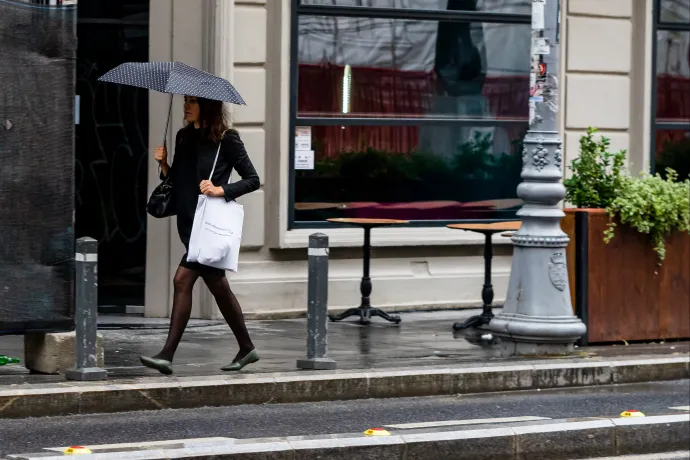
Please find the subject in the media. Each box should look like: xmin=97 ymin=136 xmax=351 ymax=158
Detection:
xmin=295 ymin=150 xmax=315 ymax=170
xmin=295 ymin=126 xmax=314 ymax=170
xmin=295 ymin=126 xmax=312 ymax=151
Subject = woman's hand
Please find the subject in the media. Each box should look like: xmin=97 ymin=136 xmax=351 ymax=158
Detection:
xmin=154 ymin=146 xmax=167 ymax=163
xmin=155 ymin=146 xmax=170 ymax=176
xmin=200 ymin=180 xmax=224 ymax=197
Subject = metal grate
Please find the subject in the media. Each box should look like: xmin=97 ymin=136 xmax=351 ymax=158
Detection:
xmin=0 ymin=0 xmax=77 ymax=333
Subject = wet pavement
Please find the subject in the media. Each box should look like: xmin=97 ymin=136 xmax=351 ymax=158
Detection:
xmin=0 ymin=309 xmax=688 ymax=385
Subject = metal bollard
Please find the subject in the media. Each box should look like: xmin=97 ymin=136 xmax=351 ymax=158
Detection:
xmin=66 ymin=237 xmax=107 ymax=381
xmin=297 ymin=233 xmax=337 ymax=370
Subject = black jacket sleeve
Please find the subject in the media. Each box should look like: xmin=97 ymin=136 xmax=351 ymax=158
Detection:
xmin=220 ymin=130 xmax=260 ymax=201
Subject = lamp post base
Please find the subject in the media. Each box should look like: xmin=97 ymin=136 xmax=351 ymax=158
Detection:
xmin=497 ymin=340 xmax=575 ymax=357
xmin=488 ymin=241 xmax=587 ymax=357
xmin=489 ymin=311 xmax=587 ymax=357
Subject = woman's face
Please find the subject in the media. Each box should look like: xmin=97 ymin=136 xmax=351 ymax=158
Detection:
xmin=184 ymin=96 xmax=201 ymax=125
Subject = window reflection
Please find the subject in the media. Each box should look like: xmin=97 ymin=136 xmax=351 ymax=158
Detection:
xmin=655 ymin=130 xmax=690 ymax=180
xmin=660 ymin=0 xmax=690 ymax=23
xmin=297 ymin=16 xmax=530 ymax=119
xmin=294 ymin=1 xmax=531 ymax=222
xmin=655 ymin=31 xmax=690 ymax=122
xmin=294 ymin=124 xmax=526 ymax=221
xmin=299 ymin=0 xmax=531 ymax=14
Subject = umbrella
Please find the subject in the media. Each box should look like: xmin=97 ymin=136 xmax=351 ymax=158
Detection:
xmin=98 ymin=61 xmax=246 ymax=145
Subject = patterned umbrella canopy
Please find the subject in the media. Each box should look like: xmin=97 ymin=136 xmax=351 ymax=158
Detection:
xmin=98 ymin=61 xmax=245 ymax=105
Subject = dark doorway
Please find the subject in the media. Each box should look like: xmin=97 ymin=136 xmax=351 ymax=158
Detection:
xmin=75 ymin=0 xmax=149 ymax=308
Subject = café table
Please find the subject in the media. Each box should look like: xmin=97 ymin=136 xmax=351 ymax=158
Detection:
xmin=446 ymin=221 xmax=522 ymax=330
xmin=327 ymin=217 xmax=409 ymax=325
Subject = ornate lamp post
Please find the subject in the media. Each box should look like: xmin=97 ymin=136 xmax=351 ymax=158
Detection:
xmin=489 ymin=0 xmax=587 ymax=356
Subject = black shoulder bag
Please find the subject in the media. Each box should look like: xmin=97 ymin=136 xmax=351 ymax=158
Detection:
xmin=147 ymin=166 xmax=176 ymax=218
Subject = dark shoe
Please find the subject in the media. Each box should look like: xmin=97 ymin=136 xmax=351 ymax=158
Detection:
xmin=140 ymin=356 xmax=173 ymax=375
xmin=221 ymin=349 xmax=259 ymax=372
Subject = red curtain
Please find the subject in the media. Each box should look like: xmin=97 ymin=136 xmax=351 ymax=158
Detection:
xmin=297 ymin=63 xmax=529 ymax=158
xmin=655 ymin=75 xmax=690 ymax=155
xmin=298 ymin=65 xmax=690 ymax=159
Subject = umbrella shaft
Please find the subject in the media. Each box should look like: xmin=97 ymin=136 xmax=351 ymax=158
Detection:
xmin=163 ymin=94 xmax=173 ymax=150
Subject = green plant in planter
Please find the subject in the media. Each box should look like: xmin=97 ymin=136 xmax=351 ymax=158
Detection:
xmin=564 ymin=127 xmax=626 ymax=208
xmin=603 ymin=169 xmax=690 ymax=262
xmin=564 ymin=127 xmax=690 ymax=266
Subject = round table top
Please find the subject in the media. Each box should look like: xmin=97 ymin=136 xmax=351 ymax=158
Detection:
xmin=294 ymin=202 xmax=342 ymax=211
xmin=447 ymin=221 xmax=522 ymax=232
xmin=327 ymin=218 xmax=410 ymax=226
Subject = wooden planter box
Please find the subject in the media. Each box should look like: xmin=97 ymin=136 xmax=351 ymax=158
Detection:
xmin=561 ymin=208 xmax=690 ymax=344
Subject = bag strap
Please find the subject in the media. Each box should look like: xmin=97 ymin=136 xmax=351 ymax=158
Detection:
xmin=208 ymin=129 xmax=231 ymax=182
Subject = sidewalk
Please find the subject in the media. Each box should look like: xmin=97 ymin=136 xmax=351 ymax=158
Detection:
xmin=0 ymin=310 xmax=687 ymax=419
xmin=1 ymin=309 xmax=687 ymax=383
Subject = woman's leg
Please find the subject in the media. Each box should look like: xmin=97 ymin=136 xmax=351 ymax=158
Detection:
xmin=202 ymin=271 xmax=255 ymax=360
xmin=153 ymin=265 xmax=200 ymax=362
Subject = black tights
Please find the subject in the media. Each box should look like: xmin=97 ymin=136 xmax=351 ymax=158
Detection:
xmin=153 ymin=266 xmax=254 ymax=362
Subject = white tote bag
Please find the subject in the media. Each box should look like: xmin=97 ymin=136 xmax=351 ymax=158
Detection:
xmin=187 ymin=140 xmax=244 ymax=272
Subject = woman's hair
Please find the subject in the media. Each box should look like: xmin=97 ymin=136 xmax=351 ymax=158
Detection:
xmin=188 ymin=97 xmax=230 ymax=142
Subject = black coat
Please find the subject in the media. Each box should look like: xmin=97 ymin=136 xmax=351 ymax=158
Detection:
xmin=165 ymin=126 xmax=260 ymax=249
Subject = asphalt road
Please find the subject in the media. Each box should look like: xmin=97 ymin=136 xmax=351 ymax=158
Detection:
xmin=1 ymin=380 xmax=688 ymax=457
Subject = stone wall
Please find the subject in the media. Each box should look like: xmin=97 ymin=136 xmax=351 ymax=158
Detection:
xmin=563 ymin=0 xmax=652 ymax=175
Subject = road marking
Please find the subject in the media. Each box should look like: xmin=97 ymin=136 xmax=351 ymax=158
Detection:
xmin=669 ymin=406 xmax=690 ymax=411
xmin=45 ymin=438 xmax=235 ymax=453
xmin=385 ymin=416 xmax=551 ymax=430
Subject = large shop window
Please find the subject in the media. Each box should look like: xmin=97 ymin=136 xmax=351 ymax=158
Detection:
xmin=289 ymin=0 xmax=532 ymax=227
xmin=653 ymin=0 xmax=690 ymax=180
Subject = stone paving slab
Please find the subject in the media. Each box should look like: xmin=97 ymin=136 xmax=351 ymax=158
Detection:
xmin=7 ymin=414 xmax=689 ymax=460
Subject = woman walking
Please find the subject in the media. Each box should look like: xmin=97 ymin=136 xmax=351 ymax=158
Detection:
xmin=140 ymin=95 xmax=260 ymax=375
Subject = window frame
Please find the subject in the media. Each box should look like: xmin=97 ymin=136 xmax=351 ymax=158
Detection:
xmin=650 ymin=0 xmax=690 ymax=174
xmin=288 ymin=0 xmax=532 ymax=229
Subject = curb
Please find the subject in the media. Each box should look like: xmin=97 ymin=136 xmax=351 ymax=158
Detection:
xmin=7 ymin=414 xmax=690 ymax=459
xmin=582 ymin=453 xmax=690 ymax=459
xmin=0 ymin=357 xmax=687 ymax=419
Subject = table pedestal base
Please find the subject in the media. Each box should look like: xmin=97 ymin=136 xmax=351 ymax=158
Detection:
xmin=451 ymin=231 xmax=501 ymax=332
xmin=452 ymin=307 xmax=494 ymax=331
xmin=327 ymin=224 xmax=403 ymax=326
xmin=329 ymin=306 xmax=401 ymax=325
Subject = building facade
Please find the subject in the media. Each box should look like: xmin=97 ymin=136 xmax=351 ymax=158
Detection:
xmin=142 ymin=0 xmax=689 ymax=319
